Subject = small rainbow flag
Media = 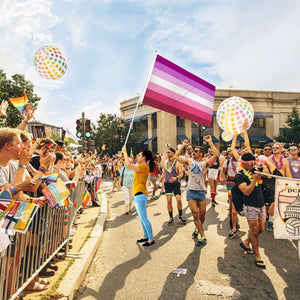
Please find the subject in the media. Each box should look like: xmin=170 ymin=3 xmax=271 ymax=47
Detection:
xmin=9 ymin=92 xmax=28 ymax=115
xmin=39 ymin=170 xmax=59 ymax=182
xmin=82 ymin=190 xmax=91 ymax=209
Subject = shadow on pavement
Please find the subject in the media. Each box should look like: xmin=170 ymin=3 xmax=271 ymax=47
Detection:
xmin=218 ymin=228 xmax=278 ymax=299
xmin=77 ymin=244 xmax=151 ymax=299
xmin=158 ymin=244 xmax=204 ymax=300
xmin=260 ymin=233 xmax=300 ymax=299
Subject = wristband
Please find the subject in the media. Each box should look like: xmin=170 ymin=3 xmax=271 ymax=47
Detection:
xmin=208 ymin=158 xmax=214 ymax=165
xmin=23 ymin=120 xmax=28 ymax=124
xmin=10 ymin=186 xmax=17 ymax=195
xmin=18 ymin=164 xmax=26 ymax=168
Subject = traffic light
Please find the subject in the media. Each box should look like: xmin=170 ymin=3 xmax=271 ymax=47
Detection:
xmin=76 ymin=119 xmax=83 ymax=138
xmin=85 ymin=119 xmax=91 ymax=138
xmin=202 ymin=125 xmax=207 ymax=131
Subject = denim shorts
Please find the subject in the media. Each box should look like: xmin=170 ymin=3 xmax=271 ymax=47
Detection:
xmin=186 ymin=190 xmax=206 ymax=202
xmin=243 ymin=205 xmax=266 ymax=221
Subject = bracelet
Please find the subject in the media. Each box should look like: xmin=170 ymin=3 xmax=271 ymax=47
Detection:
xmin=208 ymin=158 xmax=214 ymax=165
xmin=10 ymin=186 xmax=17 ymax=195
xmin=18 ymin=164 xmax=26 ymax=168
xmin=23 ymin=120 xmax=28 ymax=124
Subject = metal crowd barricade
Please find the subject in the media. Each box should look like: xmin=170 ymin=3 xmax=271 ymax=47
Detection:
xmin=0 ymin=181 xmax=86 ymax=300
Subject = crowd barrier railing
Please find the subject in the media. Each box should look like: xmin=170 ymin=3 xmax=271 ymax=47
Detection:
xmin=0 ymin=181 xmax=87 ymax=300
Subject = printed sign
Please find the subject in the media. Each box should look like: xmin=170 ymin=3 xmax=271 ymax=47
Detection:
xmin=274 ymin=177 xmax=300 ymax=240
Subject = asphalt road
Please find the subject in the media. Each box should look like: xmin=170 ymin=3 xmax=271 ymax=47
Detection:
xmin=75 ymin=181 xmax=300 ymax=300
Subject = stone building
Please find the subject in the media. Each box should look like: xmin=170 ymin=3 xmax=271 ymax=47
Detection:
xmin=120 ymin=89 xmax=300 ymax=154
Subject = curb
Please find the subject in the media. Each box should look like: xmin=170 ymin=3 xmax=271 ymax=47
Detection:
xmin=56 ymin=187 xmax=108 ymax=299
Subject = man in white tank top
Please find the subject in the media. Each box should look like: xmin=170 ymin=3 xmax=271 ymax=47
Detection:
xmin=175 ymin=136 xmax=219 ymax=246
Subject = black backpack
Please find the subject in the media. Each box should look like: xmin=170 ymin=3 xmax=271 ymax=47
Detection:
xmin=231 ymin=173 xmax=247 ymax=216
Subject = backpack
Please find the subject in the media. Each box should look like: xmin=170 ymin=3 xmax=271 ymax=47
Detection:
xmin=231 ymin=172 xmax=247 ymax=216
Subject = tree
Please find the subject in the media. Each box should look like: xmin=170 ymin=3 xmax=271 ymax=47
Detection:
xmin=274 ymin=106 xmax=300 ymax=143
xmin=93 ymin=113 xmax=137 ymax=156
xmin=0 ymin=69 xmax=41 ymax=128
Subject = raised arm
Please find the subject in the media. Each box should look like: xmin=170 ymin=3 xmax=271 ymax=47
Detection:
xmin=231 ymin=134 xmax=240 ymax=161
xmin=122 ymin=146 xmax=140 ymax=172
xmin=242 ymin=120 xmax=252 ymax=154
xmin=174 ymin=140 xmax=191 ymax=165
xmin=203 ymin=135 xmax=219 ymax=168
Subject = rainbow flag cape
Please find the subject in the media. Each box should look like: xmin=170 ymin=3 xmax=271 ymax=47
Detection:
xmin=82 ymin=189 xmax=91 ymax=209
xmin=95 ymin=178 xmax=102 ymax=191
xmin=9 ymin=92 xmax=28 ymax=115
xmin=39 ymin=170 xmax=59 ymax=182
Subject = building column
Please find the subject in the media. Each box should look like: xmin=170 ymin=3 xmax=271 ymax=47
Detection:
xmin=147 ymin=114 xmax=153 ymax=151
xmin=273 ymin=114 xmax=280 ymax=137
xmin=185 ymin=119 xmax=192 ymax=141
xmin=157 ymin=111 xmax=177 ymax=153
xmin=266 ymin=117 xmax=274 ymax=140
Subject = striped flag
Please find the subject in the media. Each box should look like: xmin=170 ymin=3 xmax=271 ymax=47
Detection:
xmin=82 ymin=189 xmax=91 ymax=209
xmin=9 ymin=92 xmax=28 ymax=115
xmin=64 ymin=128 xmax=79 ymax=145
xmin=39 ymin=170 xmax=59 ymax=182
xmin=143 ymin=55 xmax=215 ymax=127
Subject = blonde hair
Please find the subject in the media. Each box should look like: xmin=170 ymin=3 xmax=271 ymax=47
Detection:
xmin=0 ymin=127 xmax=21 ymax=150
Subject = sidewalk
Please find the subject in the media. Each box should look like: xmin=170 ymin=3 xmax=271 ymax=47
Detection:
xmin=23 ymin=185 xmax=108 ymax=300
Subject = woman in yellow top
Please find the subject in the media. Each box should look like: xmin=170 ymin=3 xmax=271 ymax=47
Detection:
xmin=122 ymin=147 xmax=155 ymax=246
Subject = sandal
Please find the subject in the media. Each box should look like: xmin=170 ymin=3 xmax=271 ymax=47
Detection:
xmin=39 ymin=268 xmax=55 ymax=276
xmin=38 ymin=278 xmax=50 ymax=285
xmin=255 ymin=260 xmax=266 ymax=269
xmin=25 ymin=281 xmax=48 ymax=291
xmin=239 ymin=242 xmax=254 ymax=254
xmin=228 ymin=230 xmax=237 ymax=239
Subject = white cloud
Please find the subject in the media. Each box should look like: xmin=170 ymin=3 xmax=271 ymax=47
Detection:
xmin=145 ymin=1 xmax=300 ymax=91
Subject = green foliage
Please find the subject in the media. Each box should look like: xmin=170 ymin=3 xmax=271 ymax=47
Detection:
xmin=274 ymin=106 xmax=300 ymax=143
xmin=0 ymin=69 xmax=41 ymax=128
xmin=93 ymin=113 xmax=136 ymax=155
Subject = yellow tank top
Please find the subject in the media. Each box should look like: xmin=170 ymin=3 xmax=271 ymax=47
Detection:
xmin=133 ymin=164 xmax=149 ymax=196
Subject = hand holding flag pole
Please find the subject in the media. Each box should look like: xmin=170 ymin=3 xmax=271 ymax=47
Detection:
xmin=123 ymin=50 xmax=158 ymax=148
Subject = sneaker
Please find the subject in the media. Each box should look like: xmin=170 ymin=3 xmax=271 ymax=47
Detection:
xmin=168 ymin=217 xmax=174 ymax=225
xmin=196 ymin=236 xmax=207 ymax=246
xmin=211 ymin=200 xmax=216 ymax=207
xmin=192 ymin=228 xmax=199 ymax=239
xmin=179 ymin=215 xmax=186 ymax=224
xmin=228 ymin=230 xmax=237 ymax=239
xmin=266 ymin=221 xmax=273 ymax=232
xmin=150 ymin=195 xmax=159 ymax=200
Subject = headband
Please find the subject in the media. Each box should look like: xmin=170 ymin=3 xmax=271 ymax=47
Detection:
xmin=240 ymin=159 xmax=256 ymax=165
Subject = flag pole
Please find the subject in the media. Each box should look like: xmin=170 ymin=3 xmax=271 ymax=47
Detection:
xmin=123 ymin=50 xmax=158 ymax=147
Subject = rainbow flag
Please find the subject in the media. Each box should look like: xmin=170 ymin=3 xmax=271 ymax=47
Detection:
xmin=9 ymin=92 xmax=28 ymax=115
xmin=130 ymin=148 xmax=134 ymax=161
xmin=82 ymin=190 xmax=91 ymax=209
xmin=143 ymin=55 xmax=215 ymax=127
xmin=39 ymin=170 xmax=59 ymax=182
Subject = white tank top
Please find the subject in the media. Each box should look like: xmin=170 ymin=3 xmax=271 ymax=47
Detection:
xmin=188 ymin=160 xmax=206 ymax=191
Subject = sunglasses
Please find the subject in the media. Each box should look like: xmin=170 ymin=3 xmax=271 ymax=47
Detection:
xmin=272 ymin=145 xmax=280 ymax=149
xmin=289 ymin=147 xmax=298 ymax=150
xmin=264 ymin=148 xmax=271 ymax=151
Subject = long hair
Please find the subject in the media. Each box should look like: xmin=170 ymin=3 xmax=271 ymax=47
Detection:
xmin=142 ymin=150 xmax=154 ymax=172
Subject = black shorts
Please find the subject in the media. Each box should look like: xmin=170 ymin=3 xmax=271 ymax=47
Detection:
xmin=113 ymin=170 xmax=120 ymax=178
xmin=164 ymin=181 xmax=181 ymax=196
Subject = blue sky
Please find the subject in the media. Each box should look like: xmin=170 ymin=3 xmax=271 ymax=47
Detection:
xmin=1 ymin=0 xmax=300 ymax=135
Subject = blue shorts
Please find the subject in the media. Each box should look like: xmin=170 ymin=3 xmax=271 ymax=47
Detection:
xmin=186 ymin=190 xmax=206 ymax=202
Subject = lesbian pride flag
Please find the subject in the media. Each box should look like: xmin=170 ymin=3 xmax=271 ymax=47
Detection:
xmin=9 ymin=92 xmax=28 ymax=115
xmin=143 ymin=55 xmax=215 ymax=127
